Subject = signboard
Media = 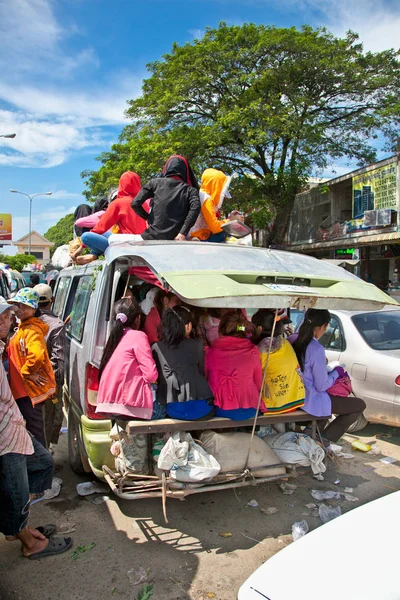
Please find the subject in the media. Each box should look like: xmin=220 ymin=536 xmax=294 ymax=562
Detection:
xmin=353 ymin=163 xmax=397 ymax=218
xmin=336 ymin=248 xmax=355 ymax=256
xmin=0 ymin=214 xmax=12 ymax=244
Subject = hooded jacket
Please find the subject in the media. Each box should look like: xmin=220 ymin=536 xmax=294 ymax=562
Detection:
xmin=205 ymin=336 xmax=262 ymax=411
xmin=131 ymin=155 xmax=201 ymax=240
xmin=190 ymin=169 xmax=231 ymax=240
xmin=8 ymin=317 xmax=56 ymax=406
xmin=92 ymin=171 xmax=147 ymax=236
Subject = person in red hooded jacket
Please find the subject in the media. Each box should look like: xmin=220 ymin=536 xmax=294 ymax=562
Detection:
xmin=72 ymin=171 xmax=147 ymax=265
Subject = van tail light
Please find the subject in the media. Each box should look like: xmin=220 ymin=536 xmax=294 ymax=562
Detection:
xmin=85 ymin=363 xmax=107 ymax=420
xmin=395 ymin=375 xmax=400 ymax=386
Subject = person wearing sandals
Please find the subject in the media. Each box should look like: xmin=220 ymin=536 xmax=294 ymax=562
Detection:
xmin=0 ymin=300 xmax=72 ymax=559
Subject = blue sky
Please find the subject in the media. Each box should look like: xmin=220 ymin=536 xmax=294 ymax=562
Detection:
xmin=0 ymin=0 xmax=399 ymax=252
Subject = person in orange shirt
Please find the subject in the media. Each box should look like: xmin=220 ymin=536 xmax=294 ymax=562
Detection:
xmin=190 ymin=168 xmax=243 ymax=242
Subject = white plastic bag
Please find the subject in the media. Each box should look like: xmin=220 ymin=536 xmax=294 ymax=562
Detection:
xmin=158 ymin=432 xmax=220 ymax=483
xmin=51 ymin=245 xmax=72 ymax=268
xmin=264 ymin=432 xmax=326 ymax=476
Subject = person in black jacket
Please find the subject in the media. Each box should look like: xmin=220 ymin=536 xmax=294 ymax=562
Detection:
xmin=131 ymin=155 xmax=200 ymax=240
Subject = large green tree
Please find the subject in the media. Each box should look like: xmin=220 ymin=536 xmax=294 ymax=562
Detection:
xmin=0 ymin=253 xmax=36 ymax=271
xmin=44 ymin=213 xmax=75 ymax=251
xmin=82 ymin=23 xmax=400 ymax=244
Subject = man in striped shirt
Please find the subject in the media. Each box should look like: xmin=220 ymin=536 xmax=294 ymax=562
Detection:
xmin=0 ymin=301 xmax=72 ymax=558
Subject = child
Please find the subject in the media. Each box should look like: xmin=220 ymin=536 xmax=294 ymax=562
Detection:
xmin=131 ymin=155 xmax=200 ymax=241
xmin=96 ymin=298 xmax=158 ymax=420
xmin=152 ymin=306 xmax=214 ymax=419
xmin=206 ymin=311 xmax=262 ymax=420
xmin=252 ymin=310 xmax=305 ymax=414
xmin=8 ymin=288 xmax=56 ymax=447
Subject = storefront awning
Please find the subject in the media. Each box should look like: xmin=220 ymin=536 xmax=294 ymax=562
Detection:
xmin=322 ymin=259 xmax=360 ymax=266
xmin=289 ymin=229 xmax=400 ymax=252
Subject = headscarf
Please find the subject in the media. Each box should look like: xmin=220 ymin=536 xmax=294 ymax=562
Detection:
xmin=117 ymin=171 xmax=142 ymax=199
xmin=93 ymin=194 xmax=108 ymax=213
xmin=200 ymin=168 xmax=231 ymax=209
xmin=74 ymin=204 xmax=92 ymax=221
xmin=161 ymin=155 xmax=199 ymax=190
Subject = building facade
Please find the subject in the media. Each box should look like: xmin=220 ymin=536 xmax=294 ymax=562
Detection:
xmin=286 ymin=155 xmax=400 ymax=288
xmin=13 ymin=231 xmax=54 ymax=266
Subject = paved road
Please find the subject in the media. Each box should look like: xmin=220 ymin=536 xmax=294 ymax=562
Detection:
xmin=1 ymin=424 xmax=400 ymax=600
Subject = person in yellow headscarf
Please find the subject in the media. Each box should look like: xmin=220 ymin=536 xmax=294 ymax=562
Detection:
xmin=189 ymin=168 xmax=241 ymax=242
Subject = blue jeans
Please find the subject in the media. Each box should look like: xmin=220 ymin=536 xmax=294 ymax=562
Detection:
xmin=0 ymin=436 xmax=54 ymax=536
xmin=204 ymin=231 xmax=226 ymax=243
xmin=81 ymin=231 xmax=112 ymax=256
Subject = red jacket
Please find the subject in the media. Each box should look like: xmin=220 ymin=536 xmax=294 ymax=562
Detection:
xmin=92 ymin=172 xmax=148 ymax=235
xmin=205 ymin=336 xmax=262 ymax=411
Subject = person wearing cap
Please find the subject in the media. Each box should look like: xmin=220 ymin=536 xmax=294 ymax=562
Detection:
xmin=34 ymin=284 xmax=65 ymax=450
xmin=7 ymin=288 xmax=56 ymax=447
xmin=189 ymin=168 xmax=241 ymax=242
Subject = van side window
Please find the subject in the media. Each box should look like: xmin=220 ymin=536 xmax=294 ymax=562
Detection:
xmin=53 ymin=277 xmax=71 ymax=318
xmin=67 ymin=275 xmax=93 ymax=342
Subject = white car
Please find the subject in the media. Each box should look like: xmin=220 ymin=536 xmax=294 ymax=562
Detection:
xmin=291 ymin=308 xmax=400 ymax=428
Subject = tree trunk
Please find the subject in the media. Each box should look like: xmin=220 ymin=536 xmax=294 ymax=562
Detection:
xmin=265 ymin=199 xmax=296 ymax=247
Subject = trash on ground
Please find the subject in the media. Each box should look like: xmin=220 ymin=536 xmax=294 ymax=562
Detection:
xmin=219 ymin=532 xmax=233 ymax=538
xmin=361 ymin=467 xmax=375 ymax=473
xmin=344 ymin=487 xmax=353 ymax=493
xmin=351 ymin=440 xmax=371 ymax=453
xmin=380 ymin=456 xmax=397 ymax=465
xmin=71 ymin=542 xmax=95 ymax=561
xmin=60 ymin=426 xmax=68 ymax=434
xmin=247 ymin=499 xmax=259 ymax=508
xmin=260 ymin=507 xmax=278 ymax=515
xmin=334 ymin=479 xmax=340 ymax=485
xmin=306 ymin=503 xmax=317 ymax=509
xmin=58 ymin=523 xmax=76 ymax=534
xmin=127 ymin=566 xmax=150 ymax=586
xmin=280 ymin=482 xmax=297 ymax=495
xmin=339 ymin=453 xmax=355 ymax=459
xmin=43 ymin=478 xmax=62 ymax=500
xmin=311 ymin=489 xmax=340 ymax=501
xmin=292 ymin=520 xmax=309 ymax=541
xmin=329 ymin=444 xmax=342 ymax=454
xmin=344 ymin=494 xmax=359 ymax=502
xmin=368 ymin=444 xmax=381 ymax=455
xmin=319 ymin=504 xmax=341 ymax=524
xmin=313 ymin=473 xmax=324 ymax=481
xmin=88 ymin=495 xmax=110 ymax=505
xmin=76 ymin=481 xmax=109 ymax=496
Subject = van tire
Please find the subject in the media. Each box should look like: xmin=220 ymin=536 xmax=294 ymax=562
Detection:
xmin=68 ymin=404 xmax=86 ymax=474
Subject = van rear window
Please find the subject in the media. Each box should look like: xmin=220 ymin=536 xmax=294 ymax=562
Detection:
xmin=67 ymin=275 xmax=93 ymax=342
xmin=53 ymin=277 xmax=71 ymax=318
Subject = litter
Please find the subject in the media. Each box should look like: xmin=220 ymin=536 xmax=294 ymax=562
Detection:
xmin=60 ymin=426 xmax=68 ymax=434
xmin=292 ymin=520 xmax=309 ymax=541
xmin=334 ymin=479 xmax=340 ymax=485
xmin=313 ymin=473 xmax=324 ymax=481
xmin=361 ymin=467 xmax=375 ymax=473
xmin=247 ymin=499 xmax=259 ymax=508
xmin=339 ymin=453 xmax=355 ymax=459
xmin=311 ymin=490 xmax=340 ymax=501
xmin=306 ymin=503 xmax=317 ymax=509
xmin=58 ymin=523 xmax=76 ymax=534
xmin=351 ymin=440 xmax=371 ymax=453
xmin=219 ymin=532 xmax=233 ymax=538
xmin=260 ymin=507 xmax=278 ymax=515
xmin=88 ymin=495 xmax=110 ymax=505
xmin=344 ymin=494 xmax=359 ymax=502
xmin=319 ymin=504 xmax=341 ymax=524
xmin=127 ymin=567 xmax=149 ymax=586
xmin=43 ymin=477 xmax=62 ymax=500
xmin=368 ymin=445 xmax=381 ymax=455
xmin=280 ymin=482 xmax=297 ymax=495
xmin=329 ymin=444 xmax=342 ymax=454
xmin=380 ymin=456 xmax=397 ymax=465
xmin=76 ymin=481 xmax=109 ymax=496
xmin=265 ymin=432 xmax=326 ymax=477
xmin=344 ymin=487 xmax=353 ymax=493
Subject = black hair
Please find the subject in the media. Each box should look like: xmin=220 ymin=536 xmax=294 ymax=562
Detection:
xmin=99 ymin=298 xmax=142 ymax=380
xmin=160 ymin=306 xmax=193 ymax=347
xmin=218 ymin=311 xmax=249 ymax=339
xmin=292 ymin=308 xmax=331 ymax=371
xmin=29 ymin=274 xmax=40 ymax=286
xmin=153 ymin=290 xmax=179 ymax=315
xmin=251 ymin=310 xmax=283 ymax=343
xmin=93 ymin=194 xmax=108 ymax=213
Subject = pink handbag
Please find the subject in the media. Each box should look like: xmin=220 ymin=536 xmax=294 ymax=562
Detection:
xmin=328 ymin=374 xmax=352 ymax=397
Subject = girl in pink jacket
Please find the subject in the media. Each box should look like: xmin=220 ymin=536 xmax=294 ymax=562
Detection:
xmin=206 ymin=312 xmax=263 ymax=420
xmin=96 ymin=298 xmax=158 ymax=420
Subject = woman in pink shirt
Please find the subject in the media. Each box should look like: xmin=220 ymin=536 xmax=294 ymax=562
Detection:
xmin=96 ymin=298 xmax=158 ymax=420
xmin=206 ymin=312 xmax=263 ymax=420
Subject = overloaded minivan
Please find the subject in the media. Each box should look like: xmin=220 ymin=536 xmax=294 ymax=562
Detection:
xmin=53 ymin=239 xmax=395 ymax=480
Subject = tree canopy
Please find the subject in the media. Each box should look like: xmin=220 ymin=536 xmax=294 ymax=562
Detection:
xmin=82 ymin=23 xmax=400 ymax=244
xmin=0 ymin=253 xmax=36 ymax=271
xmin=44 ymin=213 xmax=75 ymax=252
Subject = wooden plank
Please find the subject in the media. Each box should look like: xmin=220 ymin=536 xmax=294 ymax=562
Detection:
xmin=126 ymin=410 xmax=324 ymax=435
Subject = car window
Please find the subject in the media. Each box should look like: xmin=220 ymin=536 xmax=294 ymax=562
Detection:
xmin=67 ymin=275 xmax=93 ymax=342
xmin=352 ymin=311 xmax=400 ymax=351
xmin=319 ymin=316 xmax=345 ymax=351
xmin=53 ymin=277 xmax=71 ymax=319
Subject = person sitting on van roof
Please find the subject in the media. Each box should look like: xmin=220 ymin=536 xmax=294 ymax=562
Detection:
xmin=72 ymin=172 xmax=148 ymax=265
xmin=205 ymin=311 xmax=263 ymax=420
xmin=189 ymin=168 xmax=241 ymax=242
xmin=96 ymin=298 xmax=158 ymax=420
xmin=131 ymin=155 xmax=201 ymax=241
xmin=252 ymin=310 xmax=305 ymax=415
xmin=152 ymin=306 xmax=214 ymax=420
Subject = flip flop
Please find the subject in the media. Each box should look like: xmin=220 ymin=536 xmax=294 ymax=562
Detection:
xmin=28 ymin=536 xmax=72 ymax=560
xmin=35 ymin=524 xmax=57 ymax=538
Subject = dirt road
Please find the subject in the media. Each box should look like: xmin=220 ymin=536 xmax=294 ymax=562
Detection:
xmin=1 ymin=423 xmax=400 ymax=600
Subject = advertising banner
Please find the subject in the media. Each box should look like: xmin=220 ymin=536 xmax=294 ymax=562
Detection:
xmin=0 ymin=214 xmax=12 ymax=244
xmin=353 ymin=163 xmax=397 ymax=218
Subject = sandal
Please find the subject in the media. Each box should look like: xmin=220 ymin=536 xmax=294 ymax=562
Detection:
xmin=35 ymin=524 xmax=57 ymax=538
xmin=28 ymin=536 xmax=72 ymax=560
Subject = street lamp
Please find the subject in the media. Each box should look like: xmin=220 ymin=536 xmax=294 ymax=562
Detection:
xmin=10 ymin=189 xmax=53 ymax=255
xmin=0 ymin=133 xmax=16 ymax=138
